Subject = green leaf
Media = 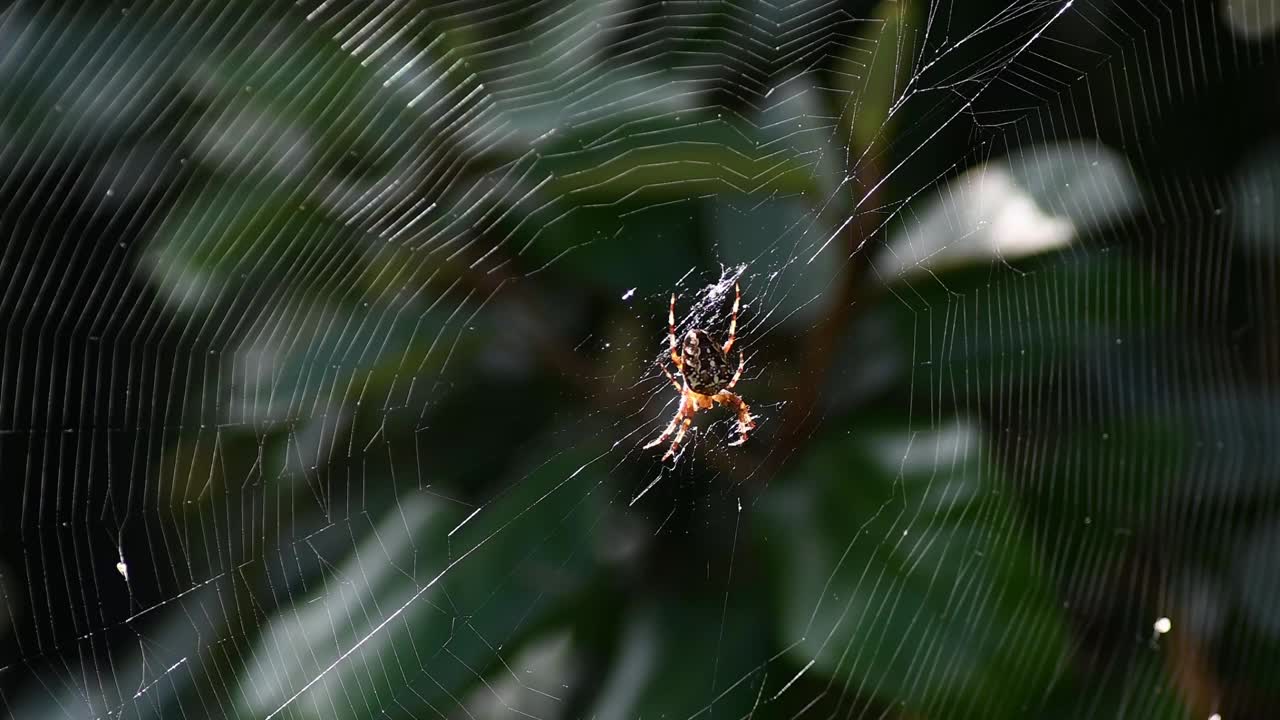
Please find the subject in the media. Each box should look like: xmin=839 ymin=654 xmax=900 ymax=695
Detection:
xmin=232 ymin=444 xmax=608 ymax=719
xmin=457 ymin=630 xmax=578 ymax=720
xmin=186 ymin=9 xmax=426 ymax=192
xmin=0 ymin=7 xmax=190 ymax=154
xmin=1015 ymin=418 xmax=1188 ymax=533
xmin=712 ymin=192 xmax=844 ymax=331
xmin=847 ymin=0 xmax=918 ymax=154
xmin=508 ymin=196 xmax=704 ymax=294
xmin=880 ymin=249 xmax=1164 ymax=386
xmin=145 ymin=180 xmax=483 ymax=434
xmin=874 ymin=143 xmax=1142 ymax=284
xmin=712 ymin=74 xmax=847 ymax=329
xmin=143 ymin=181 xmax=364 ymax=315
xmin=758 ymin=416 xmax=1068 ymax=718
xmin=537 ymin=112 xmax=823 ymax=199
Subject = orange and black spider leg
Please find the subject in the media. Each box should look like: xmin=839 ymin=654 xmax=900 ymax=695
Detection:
xmin=713 ymin=391 xmax=756 ymax=446
xmin=645 ymin=394 xmax=685 ymax=448
xmin=724 ymin=350 xmax=745 ymax=391
xmin=722 ymin=281 xmax=741 ymax=353
xmin=644 ymin=408 xmax=681 ymax=452
xmin=663 ymin=415 xmax=694 ymax=460
xmin=667 ymin=293 xmax=682 ymax=370
xmin=644 ymin=398 xmax=692 ymax=461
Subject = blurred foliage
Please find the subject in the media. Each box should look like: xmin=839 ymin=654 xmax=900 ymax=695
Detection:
xmin=3 ymin=1 xmax=1280 ymax=720
xmin=761 ymin=417 xmax=1068 ymax=718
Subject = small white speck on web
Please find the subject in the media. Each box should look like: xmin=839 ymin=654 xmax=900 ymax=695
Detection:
xmin=116 ymin=561 xmax=129 ymax=581
xmin=1209 ymin=714 xmax=1221 ymax=720
xmin=1153 ymin=616 xmax=1172 ymax=634
xmin=622 ymin=288 xmax=636 ymax=300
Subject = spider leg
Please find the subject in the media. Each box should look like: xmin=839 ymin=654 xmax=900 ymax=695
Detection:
xmin=667 ymin=293 xmax=682 ymax=370
xmin=644 ymin=393 xmax=696 ymax=461
xmin=644 ymin=409 xmax=681 ymax=451
xmin=663 ymin=415 xmax=694 ymax=461
xmin=644 ymin=395 xmax=688 ymax=454
xmin=722 ymin=281 xmax=740 ymax=353
xmin=660 ymin=361 xmax=682 ymax=392
xmin=724 ymin=350 xmax=745 ymax=390
xmin=712 ymin=391 xmax=756 ymax=446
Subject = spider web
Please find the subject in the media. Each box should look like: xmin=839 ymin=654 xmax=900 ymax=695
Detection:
xmin=1 ymin=1 xmax=1277 ymax=719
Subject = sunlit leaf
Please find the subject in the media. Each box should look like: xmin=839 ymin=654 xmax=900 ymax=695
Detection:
xmin=874 ymin=142 xmax=1141 ymax=282
xmin=460 ymin=631 xmax=578 ymax=720
xmin=1221 ymin=0 xmax=1280 ymax=38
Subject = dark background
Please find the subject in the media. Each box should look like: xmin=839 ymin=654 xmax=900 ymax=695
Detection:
xmin=2 ymin=1 xmax=1279 ymax=718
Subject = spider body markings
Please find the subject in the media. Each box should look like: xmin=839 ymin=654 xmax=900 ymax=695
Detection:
xmin=679 ymin=329 xmax=737 ymax=393
xmin=644 ymin=281 xmax=757 ymax=461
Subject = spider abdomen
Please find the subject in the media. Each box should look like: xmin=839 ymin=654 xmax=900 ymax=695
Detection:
xmin=681 ymin=329 xmax=734 ymax=394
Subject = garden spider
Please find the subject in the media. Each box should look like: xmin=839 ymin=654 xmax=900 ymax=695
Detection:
xmin=644 ymin=281 xmax=757 ymax=461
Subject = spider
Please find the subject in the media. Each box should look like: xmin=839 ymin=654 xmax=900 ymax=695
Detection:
xmin=644 ymin=281 xmax=757 ymax=461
